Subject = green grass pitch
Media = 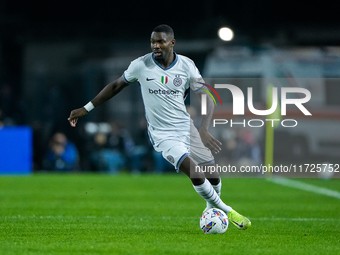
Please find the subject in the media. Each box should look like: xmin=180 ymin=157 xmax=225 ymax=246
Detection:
xmin=1 ymin=174 xmax=340 ymax=255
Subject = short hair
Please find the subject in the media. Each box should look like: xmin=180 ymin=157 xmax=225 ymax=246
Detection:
xmin=152 ymin=24 xmax=174 ymax=38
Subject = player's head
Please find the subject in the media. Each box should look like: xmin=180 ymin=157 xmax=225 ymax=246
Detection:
xmin=152 ymin=24 xmax=174 ymax=38
xmin=151 ymin=24 xmax=175 ymax=61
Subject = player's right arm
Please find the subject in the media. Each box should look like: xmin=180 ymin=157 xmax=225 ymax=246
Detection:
xmin=68 ymin=76 xmax=129 ymax=127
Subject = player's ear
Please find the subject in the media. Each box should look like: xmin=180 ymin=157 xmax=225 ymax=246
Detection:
xmin=171 ymin=39 xmax=176 ymax=47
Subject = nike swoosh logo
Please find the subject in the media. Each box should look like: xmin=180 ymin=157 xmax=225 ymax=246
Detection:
xmin=232 ymin=220 xmax=244 ymax=228
xmin=146 ymin=78 xmax=155 ymax=81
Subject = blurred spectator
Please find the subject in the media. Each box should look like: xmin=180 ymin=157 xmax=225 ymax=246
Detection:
xmin=131 ymin=118 xmax=171 ymax=173
xmin=42 ymin=132 xmax=79 ymax=171
xmin=89 ymin=121 xmax=134 ymax=173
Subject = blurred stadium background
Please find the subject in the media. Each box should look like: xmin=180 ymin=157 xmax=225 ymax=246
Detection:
xmin=0 ymin=0 xmax=339 ymax=174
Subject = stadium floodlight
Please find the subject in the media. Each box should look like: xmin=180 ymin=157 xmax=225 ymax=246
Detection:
xmin=218 ymin=27 xmax=234 ymax=41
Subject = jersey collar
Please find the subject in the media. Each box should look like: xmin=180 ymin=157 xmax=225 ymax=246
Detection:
xmin=152 ymin=52 xmax=178 ymax=70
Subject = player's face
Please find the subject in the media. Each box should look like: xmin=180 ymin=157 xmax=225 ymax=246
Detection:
xmin=150 ymin=32 xmax=175 ymax=61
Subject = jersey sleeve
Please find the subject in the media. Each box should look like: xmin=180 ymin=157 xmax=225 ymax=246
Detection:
xmin=189 ymin=61 xmax=205 ymax=92
xmin=123 ymin=58 xmax=140 ymax=83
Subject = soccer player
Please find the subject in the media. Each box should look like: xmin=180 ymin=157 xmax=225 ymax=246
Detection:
xmin=68 ymin=24 xmax=251 ymax=230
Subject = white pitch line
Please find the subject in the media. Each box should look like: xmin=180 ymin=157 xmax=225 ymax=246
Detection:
xmin=267 ymin=177 xmax=340 ymax=199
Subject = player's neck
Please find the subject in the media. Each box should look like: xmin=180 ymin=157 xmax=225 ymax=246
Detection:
xmin=158 ymin=52 xmax=175 ymax=69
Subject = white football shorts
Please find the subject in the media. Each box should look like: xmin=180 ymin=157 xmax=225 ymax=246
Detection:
xmin=153 ymin=122 xmax=214 ymax=171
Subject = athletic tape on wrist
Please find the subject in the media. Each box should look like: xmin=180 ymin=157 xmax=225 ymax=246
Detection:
xmin=84 ymin=101 xmax=95 ymax=112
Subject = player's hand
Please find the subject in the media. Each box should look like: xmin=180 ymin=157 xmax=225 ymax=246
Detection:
xmin=199 ymin=129 xmax=222 ymax=154
xmin=67 ymin=107 xmax=88 ymax=127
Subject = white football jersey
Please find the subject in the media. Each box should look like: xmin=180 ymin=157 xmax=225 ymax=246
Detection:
xmin=123 ymin=52 xmax=204 ymax=146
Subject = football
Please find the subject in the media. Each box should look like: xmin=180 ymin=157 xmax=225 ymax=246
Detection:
xmin=200 ymin=208 xmax=229 ymax=234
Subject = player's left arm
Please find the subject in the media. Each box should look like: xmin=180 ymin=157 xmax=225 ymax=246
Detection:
xmin=195 ymin=88 xmax=222 ymax=154
xmin=188 ymin=59 xmax=222 ymax=154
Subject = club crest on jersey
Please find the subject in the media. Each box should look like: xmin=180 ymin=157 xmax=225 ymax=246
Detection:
xmin=161 ymin=76 xmax=168 ymax=84
xmin=173 ymin=75 xmax=182 ymax=87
